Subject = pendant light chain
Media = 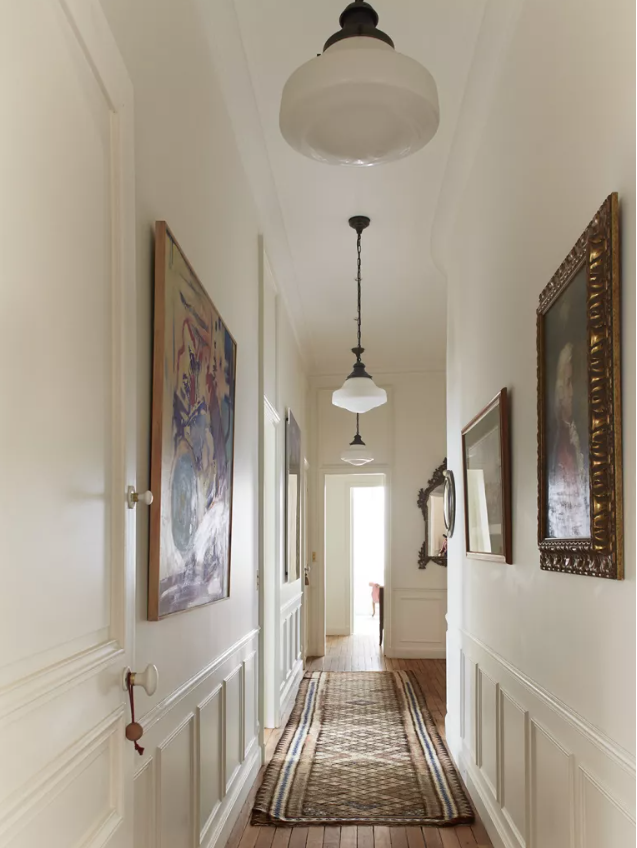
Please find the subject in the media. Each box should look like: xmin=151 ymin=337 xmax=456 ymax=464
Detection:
xmin=356 ymin=229 xmax=363 ymax=358
xmin=332 ymin=214 xmax=387 ymax=415
xmin=356 ymin=413 xmax=360 ymax=437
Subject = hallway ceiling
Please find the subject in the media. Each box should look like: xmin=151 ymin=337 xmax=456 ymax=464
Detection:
xmin=204 ymin=0 xmax=488 ymax=375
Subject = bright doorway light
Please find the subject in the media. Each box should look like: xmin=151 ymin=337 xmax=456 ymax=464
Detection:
xmin=352 ymin=486 xmax=385 ymax=634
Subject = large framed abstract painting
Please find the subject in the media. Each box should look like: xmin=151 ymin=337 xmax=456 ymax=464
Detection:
xmin=461 ymin=389 xmax=512 ymax=563
xmin=285 ymin=410 xmax=301 ymax=582
xmin=148 ymin=222 xmax=237 ymax=619
xmin=537 ymin=193 xmax=623 ymax=579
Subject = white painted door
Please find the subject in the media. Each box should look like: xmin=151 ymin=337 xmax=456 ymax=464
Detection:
xmin=0 ymin=1 xmax=136 ymax=845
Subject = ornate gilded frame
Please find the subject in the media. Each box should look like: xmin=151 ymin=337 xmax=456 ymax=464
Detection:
xmin=537 ymin=193 xmax=623 ymax=579
xmin=417 ymin=459 xmax=447 ymax=569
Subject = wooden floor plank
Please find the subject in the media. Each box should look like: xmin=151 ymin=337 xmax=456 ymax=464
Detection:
xmin=469 ymin=820 xmax=490 ymax=846
xmin=340 ymin=826 xmax=357 ymax=848
xmin=358 ymin=826 xmax=374 ymax=848
xmin=439 ymin=831 xmax=461 ymax=848
xmin=289 ymin=827 xmax=309 ymax=848
xmin=272 ymin=830 xmax=293 ymax=848
xmin=373 ymin=826 xmax=391 ymax=848
xmin=237 ymin=826 xmax=261 ymax=848
xmin=389 ymin=828 xmax=408 ymax=848
xmin=323 ymin=827 xmax=341 ymax=848
xmin=255 ymin=827 xmax=276 ymax=848
xmin=306 ymin=827 xmax=324 ymax=848
xmin=405 ymin=827 xmax=425 ymax=848
xmin=421 ymin=828 xmax=442 ymax=848
xmin=454 ymin=826 xmax=477 ymax=847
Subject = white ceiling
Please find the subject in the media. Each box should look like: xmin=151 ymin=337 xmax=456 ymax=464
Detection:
xmin=202 ymin=0 xmax=489 ymax=375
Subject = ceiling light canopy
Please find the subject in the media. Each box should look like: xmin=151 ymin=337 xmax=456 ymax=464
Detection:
xmin=332 ymin=216 xmax=387 ymax=414
xmin=280 ymin=0 xmax=439 ymax=167
xmin=341 ymin=414 xmax=374 ymax=466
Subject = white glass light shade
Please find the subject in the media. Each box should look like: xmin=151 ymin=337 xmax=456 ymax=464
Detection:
xmin=341 ymin=443 xmax=374 ymax=466
xmin=280 ymin=38 xmax=439 ymax=166
xmin=332 ymin=375 xmax=387 ymax=413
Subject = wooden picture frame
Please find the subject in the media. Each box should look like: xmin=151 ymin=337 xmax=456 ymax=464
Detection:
xmin=462 ymin=389 xmax=512 ymax=563
xmin=537 ymin=193 xmax=622 ymax=579
xmin=148 ymin=222 xmax=237 ymax=619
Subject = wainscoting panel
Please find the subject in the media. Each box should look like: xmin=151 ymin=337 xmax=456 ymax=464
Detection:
xmin=224 ymin=667 xmax=244 ymax=794
xmin=134 ymin=761 xmax=155 ymax=848
xmin=500 ymin=690 xmax=527 ymax=845
xmin=280 ymin=594 xmax=304 ymax=720
xmin=198 ymin=685 xmax=223 ymax=835
xmin=463 ymin=654 xmax=478 ymax=760
xmin=135 ymin=629 xmax=260 ymax=848
xmin=580 ymin=767 xmax=635 ymax=848
xmin=387 ymin=589 xmax=447 ymax=658
xmin=530 ymin=720 xmax=574 ymax=848
xmin=8 ymin=718 xmax=122 ymax=848
xmin=479 ymin=670 xmax=499 ymax=803
xmin=158 ymin=715 xmax=195 ymax=848
xmin=447 ymin=628 xmax=635 ymax=848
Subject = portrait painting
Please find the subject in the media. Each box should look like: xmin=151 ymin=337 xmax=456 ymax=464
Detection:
xmin=285 ymin=410 xmax=301 ymax=582
xmin=543 ymin=265 xmax=590 ymax=539
xmin=461 ymin=389 xmax=512 ymax=563
xmin=537 ymin=193 xmax=623 ymax=579
xmin=148 ymin=222 xmax=237 ymax=619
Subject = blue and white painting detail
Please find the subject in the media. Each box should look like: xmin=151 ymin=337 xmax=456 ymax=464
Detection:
xmin=158 ymin=230 xmax=236 ymax=617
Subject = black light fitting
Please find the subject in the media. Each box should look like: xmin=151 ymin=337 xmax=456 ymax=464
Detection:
xmin=323 ymin=1 xmax=394 ymax=52
xmin=348 ymin=215 xmax=373 ymax=382
xmin=349 ymin=414 xmax=366 ymax=446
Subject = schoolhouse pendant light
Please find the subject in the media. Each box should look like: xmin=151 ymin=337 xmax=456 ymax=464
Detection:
xmin=279 ymin=0 xmax=439 ymax=166
xmin=332 ymin=216 xmax=387 ymax=414
xmin=341 ymin=414 xmax=374 ymax=466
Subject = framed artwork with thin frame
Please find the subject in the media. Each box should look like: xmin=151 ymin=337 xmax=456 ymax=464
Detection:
xmin=461 ymin=388 xmax=512 ymax=563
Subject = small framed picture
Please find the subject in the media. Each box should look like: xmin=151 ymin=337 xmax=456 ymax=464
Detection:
xmin=461 ymin=389 xmax=512 ymax=563
xmin=285 ymin=410 xmax=302 ymax=582
xmin=537 ymin=193 xmax=622 ymax=579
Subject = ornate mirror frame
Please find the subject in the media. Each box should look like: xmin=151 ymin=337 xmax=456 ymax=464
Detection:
xmin=417 ymin=458 xmax=447 ymax=569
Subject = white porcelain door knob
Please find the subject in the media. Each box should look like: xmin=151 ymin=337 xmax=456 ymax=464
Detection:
xmin=127 ymin=486 xmax=154 ymax=509
xmin=123 ymin=664 xmax=159 ymax=696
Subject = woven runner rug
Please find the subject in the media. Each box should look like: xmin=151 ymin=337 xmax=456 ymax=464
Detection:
xmin=252 ymin=671 xmax=474 ymax=827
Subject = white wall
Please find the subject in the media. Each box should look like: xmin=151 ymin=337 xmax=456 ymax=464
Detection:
xmin=309 ymin=372 xmax=448 ymax=658
xmin=324 ymin=475 xmax=351 ymax=636
xmin=442 ymin=0 xmax=635 ymax=844
xmin=261 ymin=258 xmax=307 ymax=726
xmin=100 ymin=0 xmax=267 ymax=844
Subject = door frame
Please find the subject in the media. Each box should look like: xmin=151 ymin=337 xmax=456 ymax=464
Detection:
xmin=302 ymin=458 xmax=310 ymax=663
xmin=317 ymin=466 xmax=391 ymax=655
xmin=259 ymin=396 xmax=282 ymax=741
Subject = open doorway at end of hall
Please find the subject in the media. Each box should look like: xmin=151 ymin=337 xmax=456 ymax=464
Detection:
xmin=324 ymin=473 xmax=386 ymax=639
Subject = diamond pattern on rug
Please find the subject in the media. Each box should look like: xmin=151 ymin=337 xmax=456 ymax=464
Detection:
xmin=252 ymin=671 xmax=474 ymax=827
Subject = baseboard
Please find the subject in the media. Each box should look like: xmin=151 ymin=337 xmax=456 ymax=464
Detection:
xmin=384 ymin=646 xmax=446 ymax=659
xmin=204 ymin=742 xmax=261 ymax=848
xmin=279 ymin=659 xmax=303 ymax=726
xmin=326 ymin=628 xmax=351 ymax=636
